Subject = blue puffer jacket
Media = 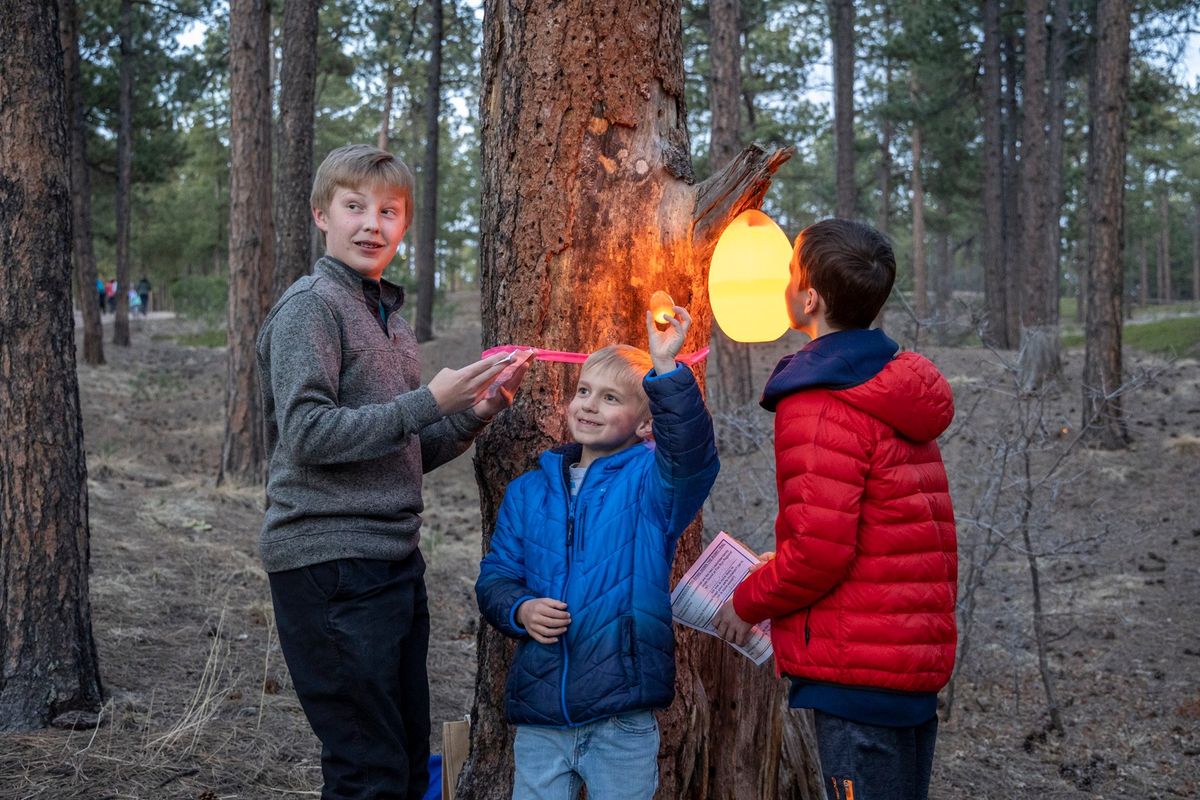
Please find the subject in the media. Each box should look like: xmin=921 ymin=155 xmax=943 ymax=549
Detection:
xmin=476 ymin=366 xmax=719 ymax=727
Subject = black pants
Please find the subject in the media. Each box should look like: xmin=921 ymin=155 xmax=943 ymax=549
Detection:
xmin=270 ymin=554 xmax=430 ymax=800
xmin=814 ymin=711 xmax=938 ymax=800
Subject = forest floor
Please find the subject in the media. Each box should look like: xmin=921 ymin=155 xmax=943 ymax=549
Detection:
xmin=1 ymin=295 xmax=1198 ymax=799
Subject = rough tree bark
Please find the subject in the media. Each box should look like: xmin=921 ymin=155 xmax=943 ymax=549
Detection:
xmin=981 ymin=0 xmax=1009 ymax=347
xmin=829 ymin=0 xmax=855 ymax=219
xmin=113 ymin=0 xmax=133 ymax=347
xmin=0 ymin=0 xmax=104 ymax=730
xmin=220 ymin=0 xmax=274 ymax=486
xmin=273 ymin=0 xmax=319 ymax=300
xmin=1017 ymin=0 xmax=1060 ymax=390
xmin=707 ymin=0 xmax=754 ymax=408
xmin=414 ymin=0 xmax=443 ymax=343
xmin=458 ymin=2 xmax=820 ymax=798
xmin=1081 ymin=0 xmax=1132 ymax=448
xmin=58 ymin=0 xmax=104 ymax=365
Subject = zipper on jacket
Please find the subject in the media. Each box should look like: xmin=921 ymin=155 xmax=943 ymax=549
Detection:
xmin=558 ymin=461 xmax=577 ymax=726
xmin=804 ymin=608 xmax=812 ymax=646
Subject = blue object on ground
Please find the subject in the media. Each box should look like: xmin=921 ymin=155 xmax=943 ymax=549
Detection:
xmin=423 ymin=754 xmax=443 ymax=800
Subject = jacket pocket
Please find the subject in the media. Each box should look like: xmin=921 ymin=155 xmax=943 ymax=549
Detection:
xmin=621 ymin=615 xmax=641 ymax=687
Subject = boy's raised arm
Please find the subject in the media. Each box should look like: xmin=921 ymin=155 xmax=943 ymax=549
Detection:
xmin=641 ymin=306 xmax=720 ymax=537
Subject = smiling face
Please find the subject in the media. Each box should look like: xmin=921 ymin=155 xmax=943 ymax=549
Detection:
xmin=566 ymin=363 xmax=653 ymax=468
xmin=313 ymin=184 xmax=409 ymax=281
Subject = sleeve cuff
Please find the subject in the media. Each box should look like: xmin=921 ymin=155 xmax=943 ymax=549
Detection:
xmin=396 ymin=386 xmax=445 ymax=432
xmin=449 ymin=408 xmax=489 ymax=437
xmin=644 ymin=363 xmax=686 ymax=382
xmin=508 ymin=595 xmax=537 ymax=635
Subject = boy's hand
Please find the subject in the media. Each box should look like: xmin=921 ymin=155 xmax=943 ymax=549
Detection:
xmin=428 ymin=354 xmax=509 ymax=416
xmin=645 ymin=305 xmax=691 ymax=375
xmin=517 ymin=598 xmax=571 ymax=644
xmin=473 ymin=353 xmax=533 ymax=420
xmin=749 ymin=551 xmax=775 ymax=574
xmin=712 ymin=599 xmax=754 ymax=648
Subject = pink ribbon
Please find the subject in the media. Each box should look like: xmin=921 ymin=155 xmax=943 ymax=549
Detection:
xmin=482 ymin=345 xmax=711 ymax=366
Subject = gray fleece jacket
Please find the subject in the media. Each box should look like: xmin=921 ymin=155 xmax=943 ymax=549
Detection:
xmin=256 ymin=256 xmax=486 ymax=573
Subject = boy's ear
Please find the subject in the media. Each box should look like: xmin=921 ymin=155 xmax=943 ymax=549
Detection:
xmin=804 ymin=287 xmax=824 ymax=317
xmin=312 ymin=206 xmax=329 ymax=231
xmin=636 ymin=415 xmax=654 ymax=441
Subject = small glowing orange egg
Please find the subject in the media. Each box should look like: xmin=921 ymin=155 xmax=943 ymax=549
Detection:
xmin=650 ymin=290 xmax=675 ymax=324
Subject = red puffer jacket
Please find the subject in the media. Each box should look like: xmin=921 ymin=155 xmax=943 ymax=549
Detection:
xmin=732 ymin=341 xmax=957 ymax=694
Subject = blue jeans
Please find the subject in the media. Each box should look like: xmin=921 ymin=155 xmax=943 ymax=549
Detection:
xmin=512 ymin=711 xmax=660 ymax=800
xmin=813 ymin=710 xmax=939 ymax=800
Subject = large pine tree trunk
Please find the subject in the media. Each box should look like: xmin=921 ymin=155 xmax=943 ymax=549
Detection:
xmin=221 ymin=0 xmax=274 ymax=486
xmin=414 ymin=0 xmax=443 ymax=343
xmin=273 ymin=0 xmax=319 ymax=301
xmin=459 ymin=2 xmax=819 ymax=798
xmin=58 ymin=0 xmax=104 ymax=366
xmin=1082 ymin=0 xmax=1132 ymax=448
xmin=0 ymin=0 xmax=104 ymax=730
xmin=707 ymin=0 xmax=754 ymax=408
xmin=829 ymin=0 xmax=855 ymax=219
xmin=1017 ymin=0 xmax=1060 ymax=390
xmin=981 ymin=0 xmax=1009 ymax=347
xmin=113 ymin=0 xmax=133 ymax=347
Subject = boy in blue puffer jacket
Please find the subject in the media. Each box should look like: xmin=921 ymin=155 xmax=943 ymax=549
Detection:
xmin=476 ymin=305 xmax=719 ymax=800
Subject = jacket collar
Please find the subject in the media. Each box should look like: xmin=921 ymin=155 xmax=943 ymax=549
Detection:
xmin=315 ymin=255 xmax=406 ymax=309
xmin=760 ymin=328 xmax=899 ymax=411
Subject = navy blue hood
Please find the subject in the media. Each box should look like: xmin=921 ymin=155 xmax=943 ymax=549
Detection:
xmin=761 ymin=328 xmax=900 ymax=412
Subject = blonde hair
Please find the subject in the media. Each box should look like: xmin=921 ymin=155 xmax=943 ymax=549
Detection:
xmin=581 ymin=345 xmax=654 ymax=413
xmin=310 ymin=144 xmax=415 ymax=227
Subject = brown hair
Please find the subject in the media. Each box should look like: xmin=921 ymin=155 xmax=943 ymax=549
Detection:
xmin=792 ymin=218 xmax=896 ymax=329
xmin=310 ymin=144 xmax=415 ymax=227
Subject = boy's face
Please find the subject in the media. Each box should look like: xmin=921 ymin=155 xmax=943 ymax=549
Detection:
xmin=567 ymin=365 xmax=653 ymax=464
xmin=313 ymin=184 xmax=408 ymax=281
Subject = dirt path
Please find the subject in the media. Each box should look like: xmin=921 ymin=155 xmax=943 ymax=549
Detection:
xmin=0 ymin=306 xmax=1196 ymax=799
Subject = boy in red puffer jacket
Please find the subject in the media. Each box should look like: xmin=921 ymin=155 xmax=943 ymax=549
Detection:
xmin=713 ymin=218 xmax=957 ymax=800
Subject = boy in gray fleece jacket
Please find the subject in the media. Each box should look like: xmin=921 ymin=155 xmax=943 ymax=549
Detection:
xmin=258 ymin=144 xmax=528 ymax=800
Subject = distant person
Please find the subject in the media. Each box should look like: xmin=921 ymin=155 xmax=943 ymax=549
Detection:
xmin=476 ymin=308 xmax=719 ymax=800
xmin=136 ymin=276 xmax=151 ymax=315
xmin=105 ymin=278 xmax=117 ymax=314
xmin=713 ymin=218 xmax=958 ymax=800
xmin=257 ymin=143 xmax=530 ymax=800
xmin=128 ymin=288 xmax=142 ymax=317
xmin=96 ymin=277 xmax=106 ymax=315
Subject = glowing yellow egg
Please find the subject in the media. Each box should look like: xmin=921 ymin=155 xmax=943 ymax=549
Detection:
xmin=650 ymin=290 xmax=675 ymax=324
xmin=708 ymin=209 xmax=793 ymax=343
